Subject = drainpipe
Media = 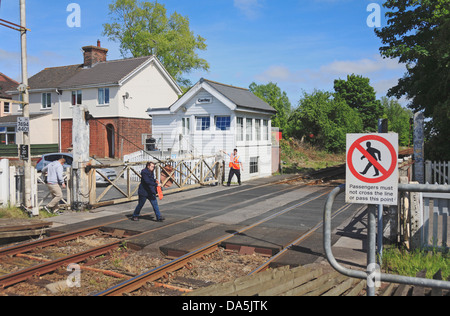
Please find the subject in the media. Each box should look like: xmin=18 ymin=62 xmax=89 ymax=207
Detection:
xmin=57 ymin=89 xmax=62 ymax=152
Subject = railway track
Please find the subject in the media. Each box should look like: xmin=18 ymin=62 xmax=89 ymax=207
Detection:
xmin=95 ymin=192 xmax=354 ymax=296
xmin=0 ymin=167 xmax=348 ymax=296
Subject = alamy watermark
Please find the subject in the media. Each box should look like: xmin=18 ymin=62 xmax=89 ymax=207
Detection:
xmin=367 ymin=3 xmax=381 ymax=28
xmin=66 ymin=263 xmax=81 ymax=288
xmin=67 ymin=3 xmax=81 ymax=28
xmin=367 ymin=263 xmax=382 ymax=289
xmin=66 ymin=3 xmax=380 ymax=29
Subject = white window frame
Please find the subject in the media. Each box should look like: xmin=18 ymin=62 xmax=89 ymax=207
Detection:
xmin=250 ymin=157 xmax=259 ymax=174
xmin=215 ymin=116 xmax=231 ymax=131
xmin=196 ymin=116 xmax=211 ymax=131
xmin=236 ymin=117 xmax=244 ymax=142
xmin=182 ymin=117 xmax=191 ymax=135
xmin=3 ymin=102 xmax=10 ymax=113
xmin=71 ymin=90 xmax=82 ymax=106
xmin=0 ymin=126 xmax=16 ymax=145
xmin=255 ymin=119 xmax=261 ymax=141
xmin=263 ymin=120 xmax=269 ymax=141
xmin=246 ymin=118 xmax=253 ymax=142
xmin=41 ymin=93 xmax=52 ymax=109
xmin=98 ymin=88 xmax=110 ymax=106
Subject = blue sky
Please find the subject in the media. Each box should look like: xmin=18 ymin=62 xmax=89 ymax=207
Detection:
xmin=0 ymin=0 xmax=407 ymax=106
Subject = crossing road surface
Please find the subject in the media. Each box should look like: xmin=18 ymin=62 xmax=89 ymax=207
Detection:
xmin=48 ymin=175 xmax=364 ymax=268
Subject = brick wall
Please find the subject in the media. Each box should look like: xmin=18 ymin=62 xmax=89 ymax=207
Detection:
xmin=61 ymin=119 xmax=73 ymax=152
xmin=61 ymin=117 xmax=151 ymax=158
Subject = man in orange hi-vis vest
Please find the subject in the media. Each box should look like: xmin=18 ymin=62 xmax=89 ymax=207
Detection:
xmin=221 ymin=149 xmax=244 ymax=186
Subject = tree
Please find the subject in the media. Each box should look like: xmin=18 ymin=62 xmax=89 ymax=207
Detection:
xmin=288 ymin=90 xmax=363 ymax=153
xmin=334 ymin=74 xmax=384 ymax=132
xmin=103 ymin=0 xmax=209 ymax=87
xmin=375 ymin=0 xmax=450 ymax=160
xmin=381 ymin=97 xmax=413 ymax=147
xmin=249 ymin=82 xmax=291 ymax=132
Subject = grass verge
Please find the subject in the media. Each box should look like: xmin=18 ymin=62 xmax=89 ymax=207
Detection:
xmin=0 ymin=205 xmax=56 ymax=219
xmin=382 ymin=246 xmax=449 ymax=280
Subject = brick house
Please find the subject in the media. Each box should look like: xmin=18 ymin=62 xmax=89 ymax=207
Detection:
xmin=8 ymin=41 xmax=182 ymax=158
xmin=0 ymin=72 xmax=19 ymax=118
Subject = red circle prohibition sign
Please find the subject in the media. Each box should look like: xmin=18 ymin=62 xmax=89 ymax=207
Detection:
xmin=347 ymin=135 xmax=397 ymax=184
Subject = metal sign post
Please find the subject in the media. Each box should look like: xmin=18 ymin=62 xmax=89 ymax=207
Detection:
xmin=345 ymin=133 xmax=399 ymax=295
xmin=324 ymin=184 xmax=450 ymax=296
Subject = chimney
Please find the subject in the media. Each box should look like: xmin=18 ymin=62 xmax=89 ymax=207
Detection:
xmin=82 ymin=40 xmax=108 ymax=68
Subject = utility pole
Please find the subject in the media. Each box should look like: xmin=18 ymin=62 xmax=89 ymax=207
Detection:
xmin=72 ymin=105 xmax=90 ymax=211
xmin=20 ymin=0 xmax=32 ymax=210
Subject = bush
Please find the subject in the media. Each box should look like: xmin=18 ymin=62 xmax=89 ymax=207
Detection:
xmin=288 ymin=90 xmax=363 ymax=153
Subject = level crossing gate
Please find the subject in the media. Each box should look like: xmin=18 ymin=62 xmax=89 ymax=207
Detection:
xmin=87 ymin=156 xmax=224 ymax=209
xmin=324 ymin=183 xmax=450 ymax=296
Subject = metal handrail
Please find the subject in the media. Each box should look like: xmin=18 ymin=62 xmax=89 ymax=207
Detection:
xmin=324 ymin=183 xmax=450 ymax=295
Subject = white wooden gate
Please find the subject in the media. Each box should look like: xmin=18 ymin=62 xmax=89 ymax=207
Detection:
xmin=425 ymin=161 xmax=449 ymax=185
xmin=88 ymin=156 xmax=224 ymax=209
xmin=420 ymin=193 xmax=449 ymax=252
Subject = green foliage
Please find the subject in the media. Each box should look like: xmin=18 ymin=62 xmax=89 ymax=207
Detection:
xmin=334 ymin=74 xmax=384 ymax=132
xmin=103 ymin=0 xmax=209 ymax=87
xmin=382 ymin=246 xmax=449 ymax=280
xmin=280 ymin=138 xmax=345 ymax=174
xmin=382 ymin=97 xmax=413 ymax=146
xmin=375 ymin=0 xmax=450 ymax=160
xmin=249 ymin=82 xmax=291 ymax=132
xmin=288 ymin=90 xmax=363 ymax=153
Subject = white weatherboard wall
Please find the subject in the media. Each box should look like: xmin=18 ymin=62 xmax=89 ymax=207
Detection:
xmin=0 ymin=159 xmax=9 ymax=206
xmin=151 ymin=89 xmax=273 ymax=182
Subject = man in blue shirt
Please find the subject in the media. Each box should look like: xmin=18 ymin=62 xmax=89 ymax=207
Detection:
xmin=132 ymin=162 xmax=165 ymax=222
xmin=44 ymin=158 xmax=66 ymax=213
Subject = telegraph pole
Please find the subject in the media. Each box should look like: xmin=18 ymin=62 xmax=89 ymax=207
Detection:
xmin=20 ymin=0 xmax=32 ymax=210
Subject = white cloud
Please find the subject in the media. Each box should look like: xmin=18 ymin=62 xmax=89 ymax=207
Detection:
xmin=321 ymin=55 xmax=405 ymax=76
xmin=234 ymin=0 xmax=264 ymax=19
xmin=255 ymin=65 xmax=303 ymax=82
xmin=255 ymin=55 xmax=407 ymax=103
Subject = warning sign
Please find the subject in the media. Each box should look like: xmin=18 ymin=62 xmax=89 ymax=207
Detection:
xmin=346 ymin=134 xmax=398 ymax=206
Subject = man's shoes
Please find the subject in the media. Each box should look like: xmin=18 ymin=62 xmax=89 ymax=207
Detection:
xmin=131 ymin=216 xmax=139 ymax=222
xmin=157 ymin=216 xmax=165 ymax=222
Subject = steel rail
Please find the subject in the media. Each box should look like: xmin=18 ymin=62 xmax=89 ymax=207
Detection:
xmin=0 ymin=181 xmax=319 ymax=289
xmin=0 ymin=227 xmax=100 ymax=259
xmin=95 ymin=189 xmax=334 ymax=296
xmin=0 ymin=240 xmax=122 ymax=288
xmin=324 ymin=183 xmax=450 ymax=292
xmin=0 ymin=216 xmax=131 ymax=259
xmin=0 ymin=182 xmax=292 ymax=259
xmin=250 ymin=202 xmax=355 ymax=274
xmin=0 ymin=168 xmax=345 ymax=292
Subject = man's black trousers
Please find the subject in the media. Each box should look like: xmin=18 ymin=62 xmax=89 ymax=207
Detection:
xmin=227 ymin=168 xmax=241 ymax=186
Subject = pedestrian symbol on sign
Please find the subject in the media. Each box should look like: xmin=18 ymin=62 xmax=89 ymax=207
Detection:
xmin=360 ymin=142 xmax=382 ymax=177
xmin=346 ymin=133 xmax=399 ymax=206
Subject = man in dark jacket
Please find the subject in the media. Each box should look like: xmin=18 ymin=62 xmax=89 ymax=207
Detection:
xmin=132 ymin=162 xmax=165 ymax=222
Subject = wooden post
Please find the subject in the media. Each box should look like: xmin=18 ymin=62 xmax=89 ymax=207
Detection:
xmin=9 ymin=165 xmax=16 ymax=206
xmin=414 ymin=112 xmax=425 ymax=184
xmin=88 ymin=169 xmax=97 ymax=207
xmin=72 ymin=104 xmax=90 ymax=211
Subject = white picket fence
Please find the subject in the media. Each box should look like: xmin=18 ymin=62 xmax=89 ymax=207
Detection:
xmin=0 ymin=159 xmax=10 ymax=206
xmin=410 ymin=160 xmax=450 ymax=252
xmin=0 ymin=159 xmax=40 ymax=215
xmin=425 ymin=161 xmax=449 ymax=185
xmin=420 ymin=193 xmax=449 ymax=252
